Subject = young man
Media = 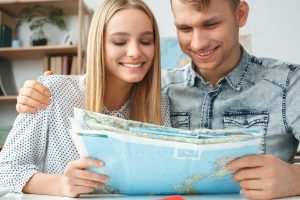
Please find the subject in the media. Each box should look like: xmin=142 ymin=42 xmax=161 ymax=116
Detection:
xmin=15 ymin=0 xmax=300 ymax=199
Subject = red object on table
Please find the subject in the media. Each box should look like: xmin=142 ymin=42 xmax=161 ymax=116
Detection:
xmin=159 ymin=195 xmax=186 ymax=200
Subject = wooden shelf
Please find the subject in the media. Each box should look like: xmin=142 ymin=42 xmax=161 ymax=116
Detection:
xmin=0 ymin=45 xmax=78 ymax=60
xmin=0 ymin=96 xmax=17 ymax=104
xmin=0 ymin=0 xmax=91 ymax=17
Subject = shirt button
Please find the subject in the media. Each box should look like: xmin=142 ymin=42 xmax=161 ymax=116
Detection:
xmin=204 ymin=123 xmax=209 ymax=128
xmin=243 ymin=120 xmax=248 ymax=125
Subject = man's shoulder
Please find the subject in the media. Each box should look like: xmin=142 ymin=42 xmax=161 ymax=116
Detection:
xmin=248 ymin=55 xmax=300 ymax=84
xmin=250 ymin=56 xmax=299 ymax=72
xmin=161 ymin=64 xmax=192 ymax=89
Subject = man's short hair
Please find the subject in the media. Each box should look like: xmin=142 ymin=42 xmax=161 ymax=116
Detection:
xmin=171 ymin=0 xmax=241 ymax=11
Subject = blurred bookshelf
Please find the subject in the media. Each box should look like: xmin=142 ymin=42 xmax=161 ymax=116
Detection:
xmin=0 ymin=96 xmax=17 ymax=103
xmin=0 ymin=0 xmax=93 ymax=137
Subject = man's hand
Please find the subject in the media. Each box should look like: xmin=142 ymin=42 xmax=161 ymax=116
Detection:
xmin=227 ymin=154 xmax=300 ymax=200
xmin=59 ymin=157 xmax=109 ymax=197
xmin=16 ymin=71 xmax=53 ymax=113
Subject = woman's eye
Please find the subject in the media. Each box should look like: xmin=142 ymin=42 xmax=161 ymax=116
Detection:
xmin=113 ymin=41 xmax=126 ymax=46
xmin=140 ymin=40 xmax=153 ymax=45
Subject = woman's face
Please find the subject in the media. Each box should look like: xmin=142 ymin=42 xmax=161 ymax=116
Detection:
xmin=104 ymin=7 xmax=155 ymax=86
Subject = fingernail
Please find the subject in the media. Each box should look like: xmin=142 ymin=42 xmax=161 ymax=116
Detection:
xmin=41 ymin=104 xmax=47 ymax=109
xmin=226 ymin=165 xmax=235 ymax=172
xmin=98 ymin=161 xmax=104 ymax=167
xmin=103 ymin=176 xmax=109 ymax=183
xmin=44 ymin=90 xmax=50 ymax=96
xmin=46 ymin=99 xmax=51 ymax=104
xmin=98 ymin=184 xmax=105 ymax=189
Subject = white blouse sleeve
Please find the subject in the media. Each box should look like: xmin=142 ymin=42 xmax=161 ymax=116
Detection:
xmin=0 ymin=82 xmax=52 ymax=193
xmin=161 ymin=92 xmax=171 ymax=127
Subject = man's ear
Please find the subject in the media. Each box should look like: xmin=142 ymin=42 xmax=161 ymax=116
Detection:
xmin=236 ymin=1 xmax=249 ymax=28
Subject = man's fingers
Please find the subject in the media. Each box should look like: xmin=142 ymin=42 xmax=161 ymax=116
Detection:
xmin=17 ymin=95 xmax=48 ymax=110
xmin=227 ymin=155 xmax=275 ymax=171
xmin=232 ymin=167 xmax=266 ymax=182
xmin=239 ymin=179 xmax=263 ymax=190
xmin=19 ymin=87 xmax=51 ymax=106
xmin=23 ymin=80 xmax=51 ymax=97
xmin=44 ymin=71 xmax=54 ymax=75
xmin=16 ymin=104 xmax=36 ymax=114
xmin=242 ymin=188 xmax=272 ymax=200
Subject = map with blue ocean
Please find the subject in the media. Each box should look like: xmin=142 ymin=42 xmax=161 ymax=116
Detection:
xmin=70 ymin=108 xmax=262 ymax=195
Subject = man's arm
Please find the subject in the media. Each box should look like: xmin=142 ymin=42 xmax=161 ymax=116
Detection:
xmin=227 ymin=154 xmax=300 ymax=199
xmin=16 ymin=71 xmax=53 ymax=113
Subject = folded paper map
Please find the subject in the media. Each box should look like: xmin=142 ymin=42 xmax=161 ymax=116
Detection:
xmin=70 ymin=108 xmax=262 ymax=195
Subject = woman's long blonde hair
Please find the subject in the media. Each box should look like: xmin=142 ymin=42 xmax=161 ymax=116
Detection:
xmin=85 ymin=0 xmax=162 ymax=125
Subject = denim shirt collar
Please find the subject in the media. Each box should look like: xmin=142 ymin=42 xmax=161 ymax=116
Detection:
xmin=187 ymin=46 xmax=250 ymax=91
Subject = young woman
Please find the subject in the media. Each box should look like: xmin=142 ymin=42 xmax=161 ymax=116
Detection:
xmin=0 ymin=0 xmax=170 ymax=197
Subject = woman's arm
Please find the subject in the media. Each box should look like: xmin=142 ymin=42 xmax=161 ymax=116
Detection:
xmin=23 ymin=158 xmax=108 ymax=197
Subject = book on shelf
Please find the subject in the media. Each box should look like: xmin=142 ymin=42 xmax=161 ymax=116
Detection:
xmin=70 ymin=56 xmax=78 ymax=75
xmin=0 ymin=11 xmax=15 ymax=48
xmin=0 ymin=58 xmax=18 ymax=96
xmin=43 ymin=56 xmax=50 ymax=72
xmin=48 ymin=55 xmax=77 ymax=75
xmin=62 ymin=55 xmax=72 ymax=75
xmin=0 ymin=25 xmax=12 ymax=47
xmin=0 ymin=11 xmax=15 ymax=31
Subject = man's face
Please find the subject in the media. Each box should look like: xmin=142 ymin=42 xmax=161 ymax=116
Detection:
xmin=172 ymin=0 xmax=248 ymax=77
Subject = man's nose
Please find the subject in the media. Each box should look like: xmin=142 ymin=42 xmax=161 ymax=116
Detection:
xmin=190 ymin=30 xmax=209 ymax=51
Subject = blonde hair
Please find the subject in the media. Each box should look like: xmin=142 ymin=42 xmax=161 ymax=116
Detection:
xmin=85 ymin=0 xmax=162 ymax=125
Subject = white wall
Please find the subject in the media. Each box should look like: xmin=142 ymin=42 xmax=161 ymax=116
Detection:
xmin=84 ymin=0 xmax=300 ymax=64
xmin=1 ymin=0 xmax=300 ymax=125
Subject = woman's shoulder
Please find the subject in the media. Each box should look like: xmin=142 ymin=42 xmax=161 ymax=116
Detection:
xmin=38 ymin=75 xmax=85 ymax=93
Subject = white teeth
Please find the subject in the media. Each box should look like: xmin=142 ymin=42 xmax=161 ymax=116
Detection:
xmin=121 ymin=63 xmax=143 ymax=68
xmin=198 ymin=50 xmax=213 ymax=56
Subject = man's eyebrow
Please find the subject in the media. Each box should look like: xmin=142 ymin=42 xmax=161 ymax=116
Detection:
xmin=174 ymin=15 xmax=221 ymax=28
xmin=203 ymin=16 xmax=221 ymax=24
xmin=174 ymin=23 xmax=190 ymax=29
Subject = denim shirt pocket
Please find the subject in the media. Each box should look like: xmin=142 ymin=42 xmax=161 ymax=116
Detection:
xmin=223 ymin=110 xmax=269 ymax=153
xmin=170 ymin=112 xmax=191 ymax=130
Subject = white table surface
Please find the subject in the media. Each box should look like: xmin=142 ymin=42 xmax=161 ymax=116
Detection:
xmin=0 ymin=193 xmax=242 ymax=200
xmin=2 ymin=193 xmax=300 ymax=200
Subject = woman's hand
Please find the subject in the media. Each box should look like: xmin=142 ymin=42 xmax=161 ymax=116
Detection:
xmin=16 ymin=71 xmax=53 ymax=113
xmin=59 ymin=157 xmax=109 ymax=197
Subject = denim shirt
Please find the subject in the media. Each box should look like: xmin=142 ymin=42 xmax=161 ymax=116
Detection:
xmin=162 ymin=47 xmax=300 ymax=162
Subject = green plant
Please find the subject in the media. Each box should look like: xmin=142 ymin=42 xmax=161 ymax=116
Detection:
xmin=16 ymin=5 xmax=67 ymax=45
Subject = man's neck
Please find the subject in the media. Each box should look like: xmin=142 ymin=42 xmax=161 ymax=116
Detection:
xmin=195 ymin=45 xmax=242 ymax=87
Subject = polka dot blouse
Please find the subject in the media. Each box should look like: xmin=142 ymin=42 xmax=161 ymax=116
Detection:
xmin=0 ymin=75 xmax=171 ymax=193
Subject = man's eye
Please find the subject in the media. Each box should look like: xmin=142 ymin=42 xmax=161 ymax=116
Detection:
xmin=177 ymin=27 xmax=192 ymax=33
xmin=205 ymin=23 xmax=219 ymax=29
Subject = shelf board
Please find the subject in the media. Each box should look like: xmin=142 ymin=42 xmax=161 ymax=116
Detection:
xmin=0 ymin=45 xmax=78 ymax=60
xmin=0 ymin=0 xmax=92 ymax=17
xmin=0 ymin=96 xmax=17 ymax=104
